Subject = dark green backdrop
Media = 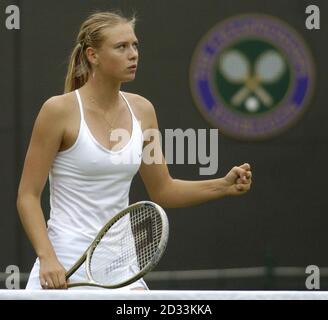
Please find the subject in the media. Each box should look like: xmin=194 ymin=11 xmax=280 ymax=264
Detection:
xmin=0 ymin=0 xmax=327 ymax=289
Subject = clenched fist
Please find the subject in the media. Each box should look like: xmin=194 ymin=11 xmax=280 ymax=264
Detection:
xmin=223 ymin=163 xmax=252 ymax=196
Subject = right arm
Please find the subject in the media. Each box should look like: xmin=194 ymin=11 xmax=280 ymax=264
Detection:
xmin=16 ymin=96 xmax=68 ymax=289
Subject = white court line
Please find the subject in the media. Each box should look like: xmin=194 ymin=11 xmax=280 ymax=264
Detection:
xmin=0 ymin=290 xmax=328 ymax=300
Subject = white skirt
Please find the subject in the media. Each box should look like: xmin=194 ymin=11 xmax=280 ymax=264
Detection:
xmin=26 ymin=258 xmax=149 ymax=291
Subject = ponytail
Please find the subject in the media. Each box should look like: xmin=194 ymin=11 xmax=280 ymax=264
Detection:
xmin=64 ymin=42 xmax=90 ymax=93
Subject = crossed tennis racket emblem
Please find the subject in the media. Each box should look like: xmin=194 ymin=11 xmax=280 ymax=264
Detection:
xmin=218 ymin=49 xmax=286 ymax=107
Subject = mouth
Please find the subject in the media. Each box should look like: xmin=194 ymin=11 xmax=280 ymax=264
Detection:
xmin=128 ymin=64 xmax=137 ymax=70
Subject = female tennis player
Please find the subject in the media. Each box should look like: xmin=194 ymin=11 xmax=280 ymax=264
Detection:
xmin=16 ymin=11 xmax=252 ymax=290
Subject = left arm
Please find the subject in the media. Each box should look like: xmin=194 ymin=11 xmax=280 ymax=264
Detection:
xmin=136 ymin=97 xmax=252 ymax=208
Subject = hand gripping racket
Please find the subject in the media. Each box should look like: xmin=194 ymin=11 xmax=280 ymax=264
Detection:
xmin=65 ymin=201 xmax=169 ymax=288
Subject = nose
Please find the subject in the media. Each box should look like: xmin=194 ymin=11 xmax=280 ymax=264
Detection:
xmin=128 ymin=46 xmax=138 ymax=61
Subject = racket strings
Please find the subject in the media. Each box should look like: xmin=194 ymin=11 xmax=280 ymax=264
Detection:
xmin=89 ymin=221 xmax=137 ymax=283
xmin=130 ymin=206 xmax=162 ymax=269
xmin=89 ymin=204 xmax=163 ymax=285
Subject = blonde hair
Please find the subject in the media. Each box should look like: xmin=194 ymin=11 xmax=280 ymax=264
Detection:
xmin=64 ymin=11 xmax=136 ymax=93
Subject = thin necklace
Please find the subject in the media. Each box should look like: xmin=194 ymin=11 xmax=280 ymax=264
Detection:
xmin=89 ymin=96 xmax=121 ymax=138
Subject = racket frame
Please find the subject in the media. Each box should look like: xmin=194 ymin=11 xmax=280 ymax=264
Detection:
xmin=66 ymin=201 xmax=169 ymax=288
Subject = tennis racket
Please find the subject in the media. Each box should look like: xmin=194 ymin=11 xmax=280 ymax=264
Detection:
xmin=65 ymin=201 xmax=169 ymax=288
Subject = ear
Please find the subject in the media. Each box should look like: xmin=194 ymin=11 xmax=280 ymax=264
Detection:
xmin=85 ymin=47 xmax=99 ymax=66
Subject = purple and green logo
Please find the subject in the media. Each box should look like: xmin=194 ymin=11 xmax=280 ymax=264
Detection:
xmin=190 ymin=14 xmax=315 ymax=140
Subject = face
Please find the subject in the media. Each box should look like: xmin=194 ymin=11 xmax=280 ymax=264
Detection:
xmin=88 ymin=23 xmax=139 ymax=82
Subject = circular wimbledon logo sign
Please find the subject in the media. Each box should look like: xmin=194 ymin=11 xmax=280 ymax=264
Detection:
xmin=190 ymin=14 xmax=315 ymax=140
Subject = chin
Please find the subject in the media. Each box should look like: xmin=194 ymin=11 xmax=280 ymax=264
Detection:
xmin=122 ymin=75 xmax=136 ymax=83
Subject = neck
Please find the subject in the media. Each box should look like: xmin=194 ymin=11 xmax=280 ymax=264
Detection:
xmin=82 ymin=72 xmax=122 ymax=111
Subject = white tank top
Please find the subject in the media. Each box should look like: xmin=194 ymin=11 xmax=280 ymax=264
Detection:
xmin=46 ymin=89 xmax=144 ymax=268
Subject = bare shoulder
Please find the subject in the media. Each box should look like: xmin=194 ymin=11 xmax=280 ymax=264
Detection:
xmin=32 ymin=92 xmax=79 ymax=141
xmin=123 ymin=92 xmax=155 ymax=113
xmin=38 ymin=92 xmax=76 ymax=120
xmin=122 ymin=92 xmax=158 ymax=130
